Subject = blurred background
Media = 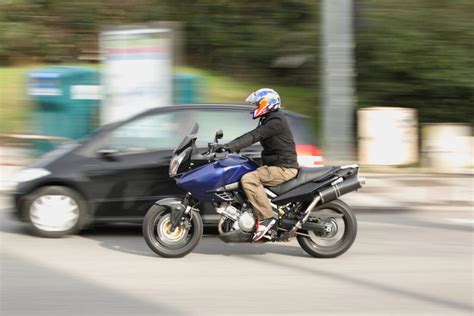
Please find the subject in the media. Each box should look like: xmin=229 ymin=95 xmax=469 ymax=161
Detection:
xmin=0 ymin=0 xmax=472 ymax=169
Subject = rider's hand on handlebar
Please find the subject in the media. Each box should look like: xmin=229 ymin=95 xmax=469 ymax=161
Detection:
xmin=215 ymin=145 xmax=230 ymax=153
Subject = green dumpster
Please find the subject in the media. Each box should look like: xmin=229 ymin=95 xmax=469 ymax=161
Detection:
xmin=27 ymin=66 xmax=100 ymax=153
xmin=173 ymin=73 xmax=201 ymax=104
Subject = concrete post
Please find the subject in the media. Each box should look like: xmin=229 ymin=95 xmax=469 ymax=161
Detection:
xmin=321 ymin=0 xmax=356 ymax=163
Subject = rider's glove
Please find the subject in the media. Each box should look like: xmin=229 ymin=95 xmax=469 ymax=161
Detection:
xmin=215 ymin=145 xmax=230 ymax=153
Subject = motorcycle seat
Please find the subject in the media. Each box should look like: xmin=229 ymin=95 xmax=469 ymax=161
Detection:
xmin=268 ymin=166 xmax=335 ymax=195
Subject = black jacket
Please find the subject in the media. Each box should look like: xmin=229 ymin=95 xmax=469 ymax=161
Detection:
xmin=227 ymin=110 xmax=299 ymax=169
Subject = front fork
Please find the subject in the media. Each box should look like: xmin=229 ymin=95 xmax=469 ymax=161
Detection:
xmin=170 ymin=193 xmax=192 ymax=232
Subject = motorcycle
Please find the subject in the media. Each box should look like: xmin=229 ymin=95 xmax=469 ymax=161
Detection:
xmin=143 ymin=122 xmax=365 ymax=258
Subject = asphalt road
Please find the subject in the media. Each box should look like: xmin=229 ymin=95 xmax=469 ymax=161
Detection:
xmin=1 ymin=207 xmax=473 ymax=316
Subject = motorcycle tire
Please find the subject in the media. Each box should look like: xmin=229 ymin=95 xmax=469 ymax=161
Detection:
xmin=297 ymin=199 xmax=357 ymax=258
xmin=143 ymin=205 xmax=203 ymax=258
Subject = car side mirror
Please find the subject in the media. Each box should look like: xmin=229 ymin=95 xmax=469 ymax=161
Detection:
xmin=97 ymin=148 xmax=119 ymax=160
xmin=214 ymin=129 xmax=224 ymax=143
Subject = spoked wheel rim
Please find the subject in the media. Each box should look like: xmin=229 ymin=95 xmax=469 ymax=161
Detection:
xmin=308 ymin=209 xmax=346 ymax=248
xmin=153 ymin=213 xmax=191 ymax=248
xmin=30 ymin=195 xmax=80 ymax=232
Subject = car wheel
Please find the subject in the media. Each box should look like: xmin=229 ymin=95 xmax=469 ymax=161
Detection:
xmin=23 ymin=186 xmax=88 ymax=238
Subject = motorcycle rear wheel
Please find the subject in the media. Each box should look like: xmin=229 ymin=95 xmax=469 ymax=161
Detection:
xmin=143 ymin=205 xmax=203 ymax=258
xmin=297 ymin=199 xmax=357 ymax=258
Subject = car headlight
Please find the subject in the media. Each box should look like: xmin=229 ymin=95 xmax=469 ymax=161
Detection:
xmin=15 ymin=168 xmax=51 ymax=183
xmin=169 ymin=151 xmax=187 ymax=176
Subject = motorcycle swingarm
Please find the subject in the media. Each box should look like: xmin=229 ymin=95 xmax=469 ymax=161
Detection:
xmin=280 ymin=219 xmax=326 ymax=234
xmin=311 ymin=209 xmax=344 ymax=221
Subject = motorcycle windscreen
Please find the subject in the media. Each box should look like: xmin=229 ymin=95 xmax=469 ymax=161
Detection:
xmin=174 ymin=121 xmax=199 ymax=154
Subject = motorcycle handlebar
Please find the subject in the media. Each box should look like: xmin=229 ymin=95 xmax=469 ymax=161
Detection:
xmin=200 ymin=142 xmax=230 ymax=159
xmin=195 ymin=144 xmax=229 ymax=161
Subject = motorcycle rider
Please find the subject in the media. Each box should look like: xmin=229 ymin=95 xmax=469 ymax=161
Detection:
xmin=218 ymin=88 xmax=299 ymax=241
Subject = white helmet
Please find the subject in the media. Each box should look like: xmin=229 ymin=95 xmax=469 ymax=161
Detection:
xmin=245 ymin=88 xmax=281 ymax=119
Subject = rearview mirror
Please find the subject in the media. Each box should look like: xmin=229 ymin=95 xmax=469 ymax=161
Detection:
xmin=214 ymin=129 xmax=224 ymax=143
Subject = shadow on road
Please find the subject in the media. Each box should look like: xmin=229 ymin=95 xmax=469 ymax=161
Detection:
xmin=0 ymin=212 xmax=308 ymax=259
xmin=0 ymin=212 xmax=34 ymax=236
xmin=193 ymin=236 xmax=308 ymax=257
xmin=78 ymin=224 xmax=309 ymax=258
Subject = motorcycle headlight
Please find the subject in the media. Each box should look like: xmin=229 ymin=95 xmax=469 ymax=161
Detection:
xmin=169 ymin=151 xmax=187 ymax=176
xmin=14 ymin=168 xmax=51 ymax=183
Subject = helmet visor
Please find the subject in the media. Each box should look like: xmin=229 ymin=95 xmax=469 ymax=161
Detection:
xmin=245 ymin=92 xmax=259 ymax=105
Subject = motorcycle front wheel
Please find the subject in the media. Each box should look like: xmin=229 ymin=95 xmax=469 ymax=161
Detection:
xmin=143 ymin=205 xmax=203 ymax=258
xmin=297 ymin=199 xmax=357 ymax=258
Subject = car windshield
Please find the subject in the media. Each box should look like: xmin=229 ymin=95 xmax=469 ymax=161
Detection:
xmin=174 ymin=121 xmax=199 ymax=154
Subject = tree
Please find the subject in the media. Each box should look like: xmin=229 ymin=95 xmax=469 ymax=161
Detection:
xmin=355 ymin=0 xmax=474 ymax=123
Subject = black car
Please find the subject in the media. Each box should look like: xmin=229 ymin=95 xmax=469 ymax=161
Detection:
xmin=13 ymin=104 xmax=323 ymax=237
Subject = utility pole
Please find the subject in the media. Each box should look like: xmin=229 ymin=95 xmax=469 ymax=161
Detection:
xmin=321 ymin=0 xmax=356 ymax=163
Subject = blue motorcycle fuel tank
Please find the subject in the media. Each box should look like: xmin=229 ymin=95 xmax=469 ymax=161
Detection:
xmin=177 ymin=154 xmax=257 ymax=202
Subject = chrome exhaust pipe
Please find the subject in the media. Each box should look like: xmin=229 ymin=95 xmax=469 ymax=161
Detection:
xmin=286 ymin=195 xmax=322 ymax=237
xmin=301 ymin=195 xmax=321 ymax=223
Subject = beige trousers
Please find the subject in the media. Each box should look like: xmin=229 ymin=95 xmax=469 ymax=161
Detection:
xmin=241 ymin=166 xmax=298 ymax=220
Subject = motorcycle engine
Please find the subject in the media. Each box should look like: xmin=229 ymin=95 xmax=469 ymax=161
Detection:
xmin=238 ymin=211 xmax=256 ymax=232
xmin=216 ymin=203 xmax=239 ymax=221
xmin=216 ymin=203 xmax=256 ymax=233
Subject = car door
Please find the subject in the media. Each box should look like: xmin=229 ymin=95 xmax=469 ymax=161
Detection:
xmin=80 ymin=110 xmax=190 ymax=221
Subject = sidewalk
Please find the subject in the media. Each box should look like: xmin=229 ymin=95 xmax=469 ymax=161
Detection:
xmin=1 ymin=146 xmax=473 ymax=213
xmin=343 ymin=173 xmax=473 ymax=213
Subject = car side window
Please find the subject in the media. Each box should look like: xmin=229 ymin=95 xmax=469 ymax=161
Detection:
xmin=187 ymin=110 xmax=258 ymax=146
xmin=285 ymin=115 xmax=315 ymax=145
xmin=102 ymin=108 xmax=258 ymax=153
xmin=107 ymin=112 xmax=187 ymax=153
